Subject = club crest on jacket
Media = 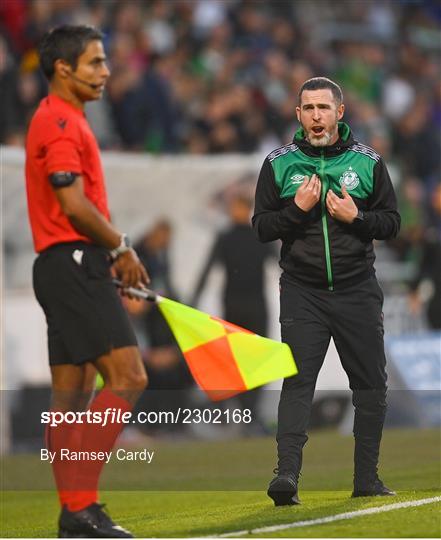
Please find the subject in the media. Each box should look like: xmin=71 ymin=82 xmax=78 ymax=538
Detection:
xmin=339 ymin=166 xmax=359 ymax=190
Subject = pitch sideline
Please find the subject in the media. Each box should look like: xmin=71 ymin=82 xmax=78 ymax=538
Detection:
xmin=214 ymin=496 xmax=441 ymax=537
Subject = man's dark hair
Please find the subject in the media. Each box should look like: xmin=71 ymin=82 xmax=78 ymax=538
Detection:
xmin=299 ymin=77 xmax=343 ymax=105
xmin=38 ymin=25 xmax=103 ymax=80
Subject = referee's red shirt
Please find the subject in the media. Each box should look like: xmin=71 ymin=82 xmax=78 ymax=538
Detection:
xmin=25 ymin=94 xmax=111 ymax=252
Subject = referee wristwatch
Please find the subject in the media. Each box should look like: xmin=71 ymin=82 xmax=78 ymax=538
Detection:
xmin=110 ymin=233 xmax=131 ymax=260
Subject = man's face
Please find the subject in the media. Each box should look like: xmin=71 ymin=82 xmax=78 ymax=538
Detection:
xmin=296 ymin=88 xmax=344 ymax=147
xmin=68 ymin=40 xmax=110 ymax=101
xmin=229 ymin=199 xmax=251 ymax=223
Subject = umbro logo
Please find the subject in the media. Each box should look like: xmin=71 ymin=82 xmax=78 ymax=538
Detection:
xmin=290 ymin=174 xmax=305 ymax=185
xmin=57 ymin=118 xmax=67 ymax=130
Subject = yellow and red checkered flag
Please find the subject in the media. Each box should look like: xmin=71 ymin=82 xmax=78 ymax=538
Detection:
xmin=158 ymin=297 xmax=297 ymax=401
xmin=114 ymin=281 xmax=297 ymax=401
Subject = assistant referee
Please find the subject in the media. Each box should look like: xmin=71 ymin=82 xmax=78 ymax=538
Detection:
xmin=25 ymin=26 xmax=149 ymax=538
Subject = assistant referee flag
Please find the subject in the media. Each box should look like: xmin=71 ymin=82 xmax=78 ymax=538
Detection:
xmin=158 ymin=297 xmax=297 ymax=401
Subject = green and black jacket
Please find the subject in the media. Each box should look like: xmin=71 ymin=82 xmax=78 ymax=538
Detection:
xmin=252 ymin=123 xmax=401 ymax=290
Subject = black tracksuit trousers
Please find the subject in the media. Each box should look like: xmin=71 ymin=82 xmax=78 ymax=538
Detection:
xmin=277 ymin=275 xmax=388 ymax=487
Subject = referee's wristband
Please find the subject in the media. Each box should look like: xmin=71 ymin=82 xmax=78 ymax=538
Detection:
xmin=110 ymin=233 xmax=131 ymax=260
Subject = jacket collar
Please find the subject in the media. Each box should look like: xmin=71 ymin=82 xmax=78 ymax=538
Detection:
xmin=293 ymin=122 xmax=354 ymax=157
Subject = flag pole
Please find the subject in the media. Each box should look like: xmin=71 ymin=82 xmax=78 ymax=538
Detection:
xmin=112 ymin=279 xmax=159 ymax=302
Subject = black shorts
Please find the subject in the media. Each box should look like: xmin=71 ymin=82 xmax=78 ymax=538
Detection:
xmin=33 ymin=242 xmax=137 ymax=366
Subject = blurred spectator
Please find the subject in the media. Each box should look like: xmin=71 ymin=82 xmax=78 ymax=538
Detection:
xmin=135 ymin=219 xmax=178 ymax=300
xmin=191 ymin=195 xmax=275 ymax=434
xmin=131 ymin=219 xmax=179 ymax=352
xmin=191 ymin=196 xmax=274 ymax=334
xmin=192 ymin=0 xmax=227 ymax=40
xmin=408 ymin=184 xmax=441 ymax=330
xmin=127 ymin=220 xmax=193 ymax=434
xmin=392 ymin=96 xmax=441 ymax=187
xmin=0 ymin=33 xmax=46 ymax=145
xmin=333 ymin=43 xmax=384 ymax=103
xmin=391 ymin=177 xmax=426 ymax=262
xmin=0 ymin=35 xmax=22 ymax=144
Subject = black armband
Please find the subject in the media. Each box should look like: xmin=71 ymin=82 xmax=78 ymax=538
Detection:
xmin=49 ymin=172 xmax=78 ymax=188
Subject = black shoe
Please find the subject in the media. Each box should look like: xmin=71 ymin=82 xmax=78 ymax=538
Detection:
xmin=267 ymin=471 xmax=300 ymax=506
xmin=58 ymin=503 xmax=133 ymax=538
xmin=352 ymin=477 xmax=396 ymax=498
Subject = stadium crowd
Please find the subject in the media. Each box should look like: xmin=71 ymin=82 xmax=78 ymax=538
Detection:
xmin=1 ymin=0 xmax=440 ymax=301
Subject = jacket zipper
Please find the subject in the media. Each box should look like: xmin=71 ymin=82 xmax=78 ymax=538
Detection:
xmin=320 ymin=151 xmax=334 ymax=291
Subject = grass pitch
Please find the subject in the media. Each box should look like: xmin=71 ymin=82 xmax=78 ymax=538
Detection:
xmin=1 ymin=428 xmax=440 ymax=538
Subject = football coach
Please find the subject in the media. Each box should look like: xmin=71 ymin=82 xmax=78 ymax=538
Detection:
xmin=252 ymin=77 xmax=400 ymax=506
xmin=25 ymin=26 xmax=149 ymax=537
